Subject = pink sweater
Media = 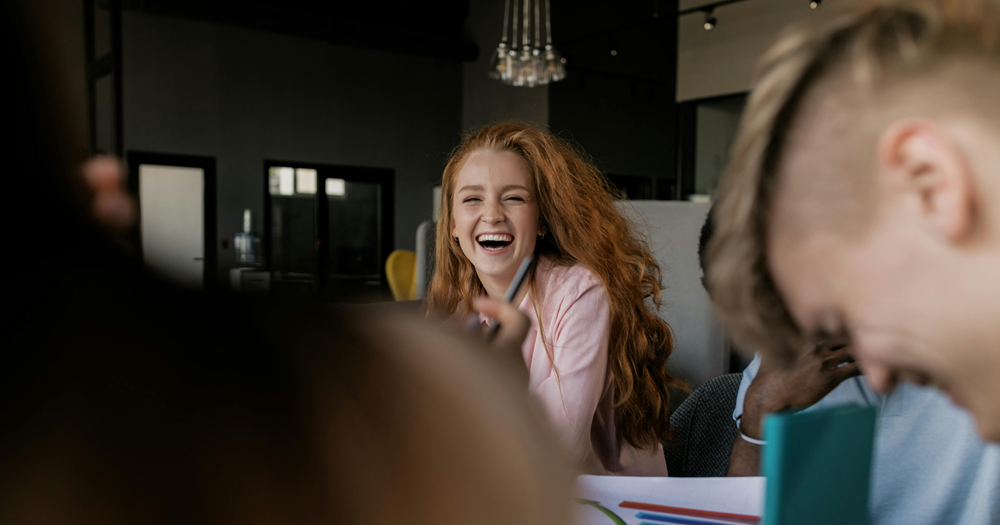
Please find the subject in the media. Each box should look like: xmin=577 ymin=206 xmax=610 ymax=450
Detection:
xmin=487 ymin=258 xmax=668 ymax=476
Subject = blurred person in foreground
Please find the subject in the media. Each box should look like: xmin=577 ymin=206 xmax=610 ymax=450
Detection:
xmin=700 ymin=211 xmax=999 ymax=525
xmin=0 ymin=1 xmax=572 ymax=524
xmin=706 ymin=0 xmax=1000 ymax=440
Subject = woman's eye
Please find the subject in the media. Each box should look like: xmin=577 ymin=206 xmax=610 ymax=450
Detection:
xmin=504 ymin=196 xmax=525 ymax=203
xmin=463 ymin=197 xmax=481 ymax=203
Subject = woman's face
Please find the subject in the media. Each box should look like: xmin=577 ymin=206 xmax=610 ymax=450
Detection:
xmin=451 ymin=150 xmax=544 ymax=291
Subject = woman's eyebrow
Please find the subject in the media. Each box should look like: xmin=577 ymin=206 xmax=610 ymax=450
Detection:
xmin=456 ymin=185 xmax=484 ymax=193
xmin=501 ymin=184 xmax=530 ymax=192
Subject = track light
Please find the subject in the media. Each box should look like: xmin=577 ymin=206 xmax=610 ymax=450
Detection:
xmin=703 ymin=9 xmax=717 ymax=31
xmin=810 ymin=0 xmax=821 ymax=8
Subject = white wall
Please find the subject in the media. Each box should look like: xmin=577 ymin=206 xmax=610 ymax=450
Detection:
xmin=122 ymin=12 xmax=463 ymax=281
xmin=677 ymin=0 xmax=863 ymax=101
xmin=621 ymin=201 xmax=725 ymax=388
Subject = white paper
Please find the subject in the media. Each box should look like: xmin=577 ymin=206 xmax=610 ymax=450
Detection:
xmin=573 ymin=475 xmax=766 ymax=525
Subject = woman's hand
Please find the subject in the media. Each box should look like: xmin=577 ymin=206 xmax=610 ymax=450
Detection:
xmin=81 ymin=156 xmax=136 ymax=232
xmin=473 ymin=297 xmax=530 ymax=384
xmin=473 ymin=297 xmax=530 ymax=356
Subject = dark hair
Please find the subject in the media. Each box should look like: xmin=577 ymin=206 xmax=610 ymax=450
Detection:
xmin=698 ymin=206 xmax=715 ymax=288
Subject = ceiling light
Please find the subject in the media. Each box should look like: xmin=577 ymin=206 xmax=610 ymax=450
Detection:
xmin=703 ymin=9 xmax=717 ymax=31
xmin=810 ymin=0 xmax=821 ymax=8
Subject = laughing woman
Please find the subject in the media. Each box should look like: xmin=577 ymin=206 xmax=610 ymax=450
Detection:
xmin=427 ymin=121 xmax=683 ymax=476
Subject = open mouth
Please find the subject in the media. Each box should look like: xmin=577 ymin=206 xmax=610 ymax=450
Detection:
xmin=476 ymin=233 xmax=513 ymax=252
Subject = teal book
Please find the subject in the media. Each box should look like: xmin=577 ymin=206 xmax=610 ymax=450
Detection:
xmin=761 ymin=404 xmax=877 ymax=525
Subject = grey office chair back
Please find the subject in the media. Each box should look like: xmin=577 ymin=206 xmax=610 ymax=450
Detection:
xmin=664 ymin=373 xmax=742 ymax=477
xmin=415 ymin=220 xmax=436 ymax=299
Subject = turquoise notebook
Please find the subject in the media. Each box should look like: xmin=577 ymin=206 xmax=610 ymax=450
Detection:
xmin=761 ymin=404 xmax=877 ymax=525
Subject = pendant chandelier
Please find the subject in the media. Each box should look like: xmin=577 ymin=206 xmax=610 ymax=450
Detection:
xmin=488 ymin=0 xmax=566 ymax=87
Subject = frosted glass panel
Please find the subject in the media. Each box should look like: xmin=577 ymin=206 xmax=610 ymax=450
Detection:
xmin=269 ymin=167 xmax=294 ymax=196
xmin=325 ymin=178 xmax=346 ymax=196
xmin=139 ymin=164 xmax=204 ymax=289
xmin=296 ymin=168 xmax=317 ymax=194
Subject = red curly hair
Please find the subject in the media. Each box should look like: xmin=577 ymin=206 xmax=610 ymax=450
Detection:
xmin=427 ymin=120 xmax=683 ymax=449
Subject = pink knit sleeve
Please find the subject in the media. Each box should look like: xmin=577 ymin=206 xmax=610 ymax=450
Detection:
xmin=528 ymin=277 xmax=611 ymax=463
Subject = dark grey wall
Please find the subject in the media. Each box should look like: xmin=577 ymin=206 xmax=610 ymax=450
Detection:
xmin=549 ymin=74 xmax=675 ymax=181
xmin=122 ymin=11 xmax=462 ymax=281
xmin=546 ymin=0 xmax=678 ymax=194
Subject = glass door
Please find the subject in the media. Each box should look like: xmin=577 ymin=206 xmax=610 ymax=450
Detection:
xmin=324 ymin=177 xmax=384 ymax=298
xmin=267 ymin=166 xmax=319 ymax=295
xmin=265 ymin=162 xmax=394 ymax=301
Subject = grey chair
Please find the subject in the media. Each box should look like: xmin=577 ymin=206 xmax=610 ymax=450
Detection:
xmin=663 ymin=372 xmax=743 ymax=477
xmin=415 ymin=220 xmax=436 ymax=299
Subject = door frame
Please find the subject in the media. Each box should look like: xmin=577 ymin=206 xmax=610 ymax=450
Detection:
xmin=127 ymin=151 xmax=218 ymax=290
xmin=675 ymin=92 xmax=748 ymax=201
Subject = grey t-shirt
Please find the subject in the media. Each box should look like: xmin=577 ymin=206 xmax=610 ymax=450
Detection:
xmin=735 ymin=355 xmax=1000 ymax=525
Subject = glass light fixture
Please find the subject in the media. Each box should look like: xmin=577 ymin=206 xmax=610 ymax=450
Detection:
xmin=489 ymin=0 xmax=564 ymax=87
xmin=543 ymin=0 xmax=565 ymax=82
xmin=488 ymin=0 xmax=513 ymax=80
xmin=531 ymin=0 xmax=548 ymax=85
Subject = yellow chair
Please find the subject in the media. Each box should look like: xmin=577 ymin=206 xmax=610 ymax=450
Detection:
xmin=385 ymin=249 xmax=417 ymax=301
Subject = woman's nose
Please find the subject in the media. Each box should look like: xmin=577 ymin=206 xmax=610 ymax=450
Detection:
xmin=480 ymin=199 xmax=504 ymax=223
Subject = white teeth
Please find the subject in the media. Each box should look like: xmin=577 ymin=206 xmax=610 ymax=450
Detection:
xmin=476 ymin=233 xmax=513 ymax=242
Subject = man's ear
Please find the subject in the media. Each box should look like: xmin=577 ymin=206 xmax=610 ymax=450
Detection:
xmin=877 ymin=118 xmax=975 ymax=242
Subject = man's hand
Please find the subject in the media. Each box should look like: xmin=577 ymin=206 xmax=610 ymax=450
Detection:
xmin=728 ymin=342 xmax=859 ymax=476
xmin=741 ymin=341 xmax=859 ymax=438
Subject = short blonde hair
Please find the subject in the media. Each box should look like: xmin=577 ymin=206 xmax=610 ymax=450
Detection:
xmin=706 ymin=0 xmax=1000 ymax=361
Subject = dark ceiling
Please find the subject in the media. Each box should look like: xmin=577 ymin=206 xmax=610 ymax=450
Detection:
xmin=123 ymin=0 xmax=478 ymax=61
xmin=551 ymin=0 xmax=674 ymax=84
xmin=119 ymin=0 xmax=673 ymax=82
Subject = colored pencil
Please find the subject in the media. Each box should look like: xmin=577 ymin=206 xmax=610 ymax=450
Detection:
xmin=637 ymin=511 xmax=747 ymax=525
xmin=620 ymin=501 xmax=760 ymax=525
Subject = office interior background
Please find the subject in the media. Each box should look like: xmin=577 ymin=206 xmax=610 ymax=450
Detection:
xmin=66 ymin=0 xmax=863 ymax=391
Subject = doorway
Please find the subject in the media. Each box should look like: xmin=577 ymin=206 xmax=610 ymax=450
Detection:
xmin=127 ymin=152 xmax=217 ymax=290
xmin=676 ymin=93 xmax=748 ymax=201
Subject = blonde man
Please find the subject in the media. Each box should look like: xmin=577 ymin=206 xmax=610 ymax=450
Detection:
xmin=707 ymin=0 xmax=1000 ymax=519
xmin=700 ymin=210 xmax=998 ymax=525
xmin=708 ymin=0 xmax=1000 ymax=443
